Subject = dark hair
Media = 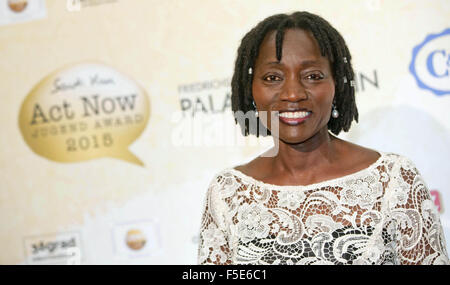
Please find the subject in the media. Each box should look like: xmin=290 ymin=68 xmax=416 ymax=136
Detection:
xmin=231 ymin=11 xmax=358 ymax=137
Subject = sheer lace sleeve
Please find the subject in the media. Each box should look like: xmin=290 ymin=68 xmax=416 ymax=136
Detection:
xmin=388 ymin=156 xmax=449 ymax=265
xmin=197 ymin=174 xmax=232 ymax=265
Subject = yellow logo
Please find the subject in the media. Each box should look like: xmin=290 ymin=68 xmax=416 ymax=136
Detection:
xmin=18 ymin=62 xmax=150 ymax=166
xmin=8 ymin=0 xmax=28 ymax=13
xmin=125 ymin=229 xmax=146 ymax=251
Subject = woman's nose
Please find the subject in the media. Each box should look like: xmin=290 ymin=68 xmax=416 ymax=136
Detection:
xmin=280 ymin=77 xmax=308 ymax=101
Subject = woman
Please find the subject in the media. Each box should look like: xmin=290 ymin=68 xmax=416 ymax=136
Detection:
xmin=197 ymin=11 xmax=449 ymax=265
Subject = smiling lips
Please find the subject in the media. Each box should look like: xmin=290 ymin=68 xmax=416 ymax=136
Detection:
xmin=277 ymin=110 xmax=312 ymax=125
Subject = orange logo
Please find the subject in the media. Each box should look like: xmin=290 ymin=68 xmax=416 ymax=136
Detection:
xmin=8 ymin=0 xmax=28 ymax=13
xmin=125 ymin=229 xmax=146 ymax=251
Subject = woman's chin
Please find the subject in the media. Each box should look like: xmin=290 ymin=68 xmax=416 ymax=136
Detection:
xmin=276 ymin=134 xmax=310 ymax=145
xmin=274 ymin=127 xmax=328 ymax=145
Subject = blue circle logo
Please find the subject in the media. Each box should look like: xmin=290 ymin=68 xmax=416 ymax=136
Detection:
xmin=409 ymin=28 xmax=450 ymax=96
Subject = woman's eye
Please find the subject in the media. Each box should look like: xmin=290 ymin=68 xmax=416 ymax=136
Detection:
xmin=264 ymin=75 xmax=282 ymax=82
xmin=306 ymin=73 xmax=324 ymax=81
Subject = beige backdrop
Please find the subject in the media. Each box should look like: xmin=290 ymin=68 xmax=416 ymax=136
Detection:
xmin=0 ymin=0 xmax=449 ymax=264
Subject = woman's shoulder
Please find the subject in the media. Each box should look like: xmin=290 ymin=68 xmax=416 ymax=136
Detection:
xmin=379 ymin=151 xmax=423 ymax=178
xmin=337 ymin=139 xmax=417 ymax=168
xmin=344 ymin=145 xmax=423 ymax=181
xmin=381 ymin=152 xmax=418 ymax=165
xmin=209 ymin=167 xmax=241 ymax=180
xmin=206 ymin=167 xmax=244 ymax=190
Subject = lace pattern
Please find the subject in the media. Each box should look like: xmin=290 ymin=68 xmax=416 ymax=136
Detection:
xmin=197 ymin=152 xmax=449 ymax=265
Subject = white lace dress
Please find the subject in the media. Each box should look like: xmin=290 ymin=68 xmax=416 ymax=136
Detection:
xmin=197 ymin=152 xmax=449 ymax=265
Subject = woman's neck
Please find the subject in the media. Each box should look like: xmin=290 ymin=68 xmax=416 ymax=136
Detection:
xmin=269 ymin=127 xmax=339 ymax=177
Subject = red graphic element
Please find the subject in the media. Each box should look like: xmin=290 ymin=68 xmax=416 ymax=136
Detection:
xmin=430 ymin=190 xmax=443 ymax=213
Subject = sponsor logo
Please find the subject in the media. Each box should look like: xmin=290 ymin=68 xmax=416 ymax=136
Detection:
xmin=125 ymin=229 xmax=146 ymax=251
xmin=18 ymin=61 xmax=150 ymax=166
xmin=24 ymin=232 xmax=82 ymax=265
xmin=409 ymin=28 xmax=450 ymax=96
xmin=0 ymin=0 xmax=46 ymax=27
xmin=112 ymin=220 xmax=162 ymax=258
xmin=8 ymin=0 xmax=28 ymax=13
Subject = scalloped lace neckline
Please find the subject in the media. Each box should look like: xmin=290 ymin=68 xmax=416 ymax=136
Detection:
xmin=226 ymin=151 xmax=386 ymax=191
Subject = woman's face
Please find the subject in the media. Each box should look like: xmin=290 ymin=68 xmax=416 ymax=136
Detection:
xmin=252 ymin=28 xmax=335 ymax=144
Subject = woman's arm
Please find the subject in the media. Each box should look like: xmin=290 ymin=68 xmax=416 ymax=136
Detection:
xmin=197 ymin=175 xmax=232 ymax=265
xmin=389 ymin=156 xmax=449 ymax=265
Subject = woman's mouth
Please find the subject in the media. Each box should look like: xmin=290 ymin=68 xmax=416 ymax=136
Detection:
xmin=278 ymin=111 xmax=312 ymax=126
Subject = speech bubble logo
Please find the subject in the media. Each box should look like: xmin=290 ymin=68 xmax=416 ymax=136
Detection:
xmin=19 ymin=61 xmax=150 ymax=166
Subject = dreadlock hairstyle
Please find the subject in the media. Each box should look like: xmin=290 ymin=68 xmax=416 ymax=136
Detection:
xmin=231 ymin=11 xmax=358 ymax=137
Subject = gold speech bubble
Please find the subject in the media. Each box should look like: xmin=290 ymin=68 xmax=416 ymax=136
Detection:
xmin=19 ymin=61 xmax=150 ymax=166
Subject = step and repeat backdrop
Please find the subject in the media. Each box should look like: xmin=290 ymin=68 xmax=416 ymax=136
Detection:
xmin=0 ymin=0 xmax=449 ymax=264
